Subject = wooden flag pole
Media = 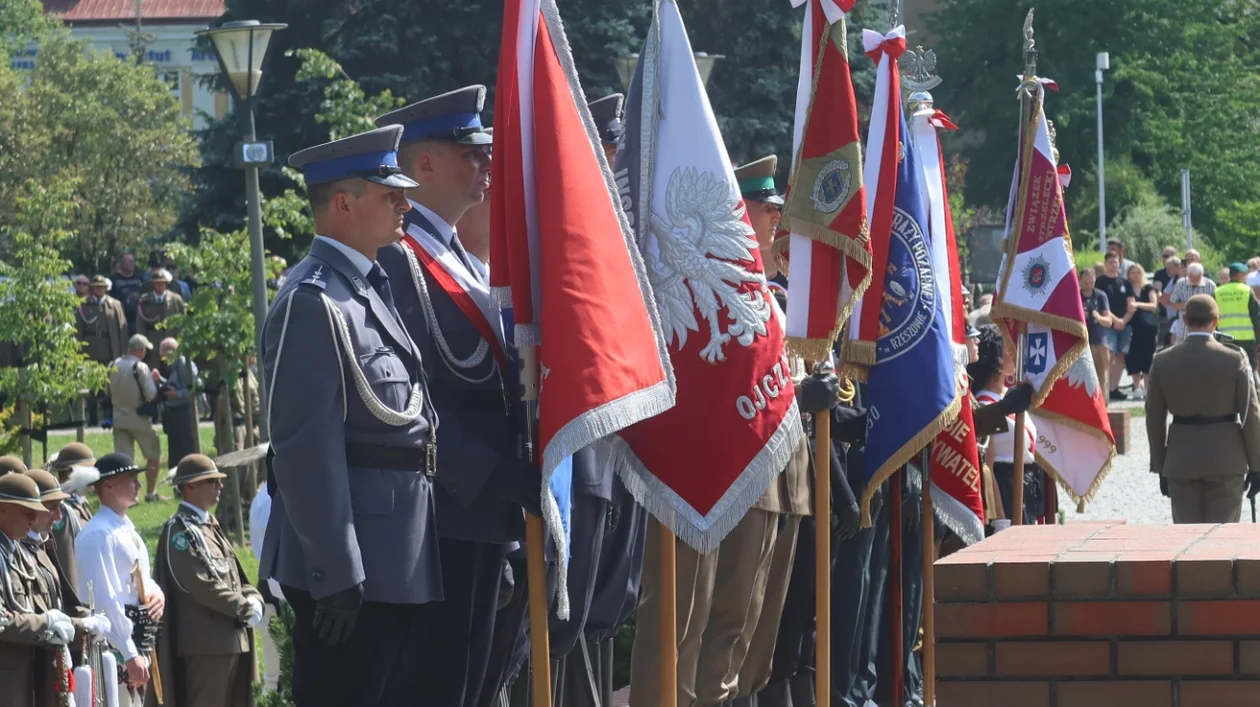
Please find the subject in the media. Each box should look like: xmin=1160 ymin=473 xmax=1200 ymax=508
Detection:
xmin=815 ymin=409 xmax=832 ymax=707
xmin=1010 ymin=11 xmax=1038 ymax=528
xmin=889 ymin=468 xmax=904 ymax=706
xmin=659 ymin=521 xmax=678 ymax=707
xmin=1011 ymin=320 xmax=1028 ymax=525
xmin=518 ymin=346 xmax=553 ymax=707
xmin=920 ymin=447 xmax=937 ymax=706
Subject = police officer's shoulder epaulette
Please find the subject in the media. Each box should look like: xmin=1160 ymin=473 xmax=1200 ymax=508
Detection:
xmin=297 ymin=264 xmax=329 ymax=290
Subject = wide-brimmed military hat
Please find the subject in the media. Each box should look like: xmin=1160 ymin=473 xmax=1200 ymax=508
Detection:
xmin=289 ymin=125 xmax=419 ymax=190
xmin=148 ymin=269 xmax=171 ymax=283
xmin=734 ymin=156 xmax=784 ymax=206
xmin=25 ymin=469 xmax=70 ymax=503
xmin=0 ymin=455 xmax=28 ymax=476
xmin=169 ymin=454 xmax=227 ymax=486
xmin=93 ymin=452 xmax=142 ymax=483
xmin=0 ymin=473 xmax=50 ymax=512
xmin=376 ymin=85 xmax=494 ymax=146
xmin=90 ymin=274 xmax=110 ymax=287
xmin=49 ymin=442 xmax=94 ymax=471
xmin=588 ymin=93 xmax=624 ymax=145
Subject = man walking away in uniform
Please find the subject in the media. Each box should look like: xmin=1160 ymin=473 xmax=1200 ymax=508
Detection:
xmin=152 ymin=454 xmax=263 ymax=707
xmin=156 ymin=338 xmax=200 ymax=466
xmin=1215 ymin=263 xmax=1260 ymax=369
xmin=1147 ymin=295 xmax=1260 ymax=523
xmin=109 ymin=335 xmax=164 ymax=501
xmin=77 ymin=274 xmax=128 ymax=426
xmin=75 ymin=453 xmax=165 ymax=706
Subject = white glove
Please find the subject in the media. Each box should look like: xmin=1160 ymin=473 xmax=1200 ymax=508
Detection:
xmin=80 ymin=614 xmax=112 ymax=636
xmin=44 ymin=609 xmax=75 ymax=645
xmin=246 ymin=596 xmax=264 ymax=628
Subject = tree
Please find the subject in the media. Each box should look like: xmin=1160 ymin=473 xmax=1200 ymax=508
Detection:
xmin=931 ymin=0 xmax=1260 ymax=261
xmin=0 ymin=28 xmax=199 ymax=274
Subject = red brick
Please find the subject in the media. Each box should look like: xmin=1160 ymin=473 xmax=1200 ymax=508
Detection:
xmin=1240 ymin=641 xmax=1260 ymax=675
xmin=938 ymin=680 xmax=1049 ymax=707
xmin=1235 ymin=558 xmax=1260 ymax=594
xmin=994 ymin=560 xmax=1051 ymax=599
xmin=994 ymin=641 xmax=1110 ymax=677
xmin=1055 ymin=680 xmax=1172 ymax=707
xmin=1052 ymin=556 xmax=1113 ymax=598
xmin=1115 ymin=557 xmax=1173 ymax=597
xmin=937 ymin=602 xmax=1048 ymax=639
xmin=1116 ymin=640 xmax=1234 ymax=676
xmin=935 ymin=560 xmax=990 ymax=601
xmin=1178 ymin=600 xmax=1260 ymax=635
xmin=936 ymin=641 xmax=989 ymax=677
xmin=1179 ymin=681 xmax=1260 ymax=707
xmin=1175 ymin=557 xmax=1236 ymax=597
xmin=1053 ymin=601 xmax=1171 ymax=636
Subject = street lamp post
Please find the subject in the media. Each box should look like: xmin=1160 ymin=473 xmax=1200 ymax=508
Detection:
xmin=1095 ymin=51 xmax=1110 ymax=253
xmin=198 ymin=19 xmax=286 ymax=441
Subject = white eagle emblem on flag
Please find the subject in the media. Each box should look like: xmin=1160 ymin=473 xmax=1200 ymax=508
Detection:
xmin=648 ymin=167 xmax=771 ymax=363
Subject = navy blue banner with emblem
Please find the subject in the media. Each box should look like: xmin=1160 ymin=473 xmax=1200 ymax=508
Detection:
xmin=859 ymin=102 xmax=961 ymax=524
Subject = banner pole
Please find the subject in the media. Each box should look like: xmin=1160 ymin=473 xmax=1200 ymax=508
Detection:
xmin=1011 ymin=320 xmax=1027 ymax=525
xmin=920 ymin=447 xmax=936 ymax=706
xmin=890 ymin=467 xmax=904 ymax=706
xmin=659 ymin=521 xmax=679 ymax=707
xmin=815 ymin=407 xmax=832 ymax=707
xmin=1010 ymin=10 xmax=1036 ymax=529
xmin=519 ymin=345 xmax=553 ymax=707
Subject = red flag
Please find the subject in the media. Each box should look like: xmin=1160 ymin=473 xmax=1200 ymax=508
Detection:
xmin=491 ymin=0 xmax=677 ymax=581
xmin=610 ymin=0 xmax=803 ymax=551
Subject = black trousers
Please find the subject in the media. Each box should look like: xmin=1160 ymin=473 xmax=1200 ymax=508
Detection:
xmin=869 ymin=479 xmax=925 ymax=707
xmin=284 ymin=586 xmax=440 ymax=707
xmin=481 ymin=554 xmax=531 ymax=707
xmin=161 ymin=404 xmax=198 ymax=466
xmin=432 ymin=538 xmax=510 ymax=707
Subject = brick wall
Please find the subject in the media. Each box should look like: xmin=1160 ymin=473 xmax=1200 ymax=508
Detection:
xmin=936 ymin=522 xmax=1260 ymax=707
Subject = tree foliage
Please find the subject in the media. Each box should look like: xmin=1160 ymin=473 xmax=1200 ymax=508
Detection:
xmin=931 ymin=0 xmax=1260 ymax=261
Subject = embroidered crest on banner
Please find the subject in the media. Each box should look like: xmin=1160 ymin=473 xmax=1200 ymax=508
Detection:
xmin=1025 ymin=332 xmax=1049 ymax=376
xmin=876 ymin=206 xmax=937 ymax=364
xmin=1021 ymin=255 xmax=1051 ymax=297
xmin=811 ymin=159 xmax=853 ymax=214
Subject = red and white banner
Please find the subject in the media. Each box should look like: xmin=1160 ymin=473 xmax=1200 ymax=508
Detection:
xmin=491 ymin=0 xmax=677 ymax=600
xmin=610 ymin=0 xmax=803 ymax=551
xmin=911 ymin=106 xmax=984 ymax=544
xmin=843 ymin=26 xmax=906 ymax=377
xmin=992 ymin=82 xmax=1115 ymax=503
xmin=777 ymin=0 xmax=869 ymax=364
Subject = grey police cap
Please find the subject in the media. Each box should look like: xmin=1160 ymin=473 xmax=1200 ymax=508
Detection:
xmin=375 ymin=85 xmax=494 ymax=146
xmin=288 ymin=125 xmax=419 ymax=189
xmin=588 ymin=93 xmax=624 ymax=145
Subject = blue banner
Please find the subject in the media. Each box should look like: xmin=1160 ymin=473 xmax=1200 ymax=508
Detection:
xmin=861 ymin=102 xmax=959 ymax=520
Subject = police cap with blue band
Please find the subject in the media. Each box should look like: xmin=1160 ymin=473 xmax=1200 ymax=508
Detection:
xmin=588 ymin=93 xmax=624 ymax=145
xmin=288 ymin=125 xmax=419 ymax=189
xmin=375 ymin=85 xmax=494 ymax=146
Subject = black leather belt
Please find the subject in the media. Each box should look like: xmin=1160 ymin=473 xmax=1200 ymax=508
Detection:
xmin=1172 ymin=414 xmax=1239 ymax=425
xmin=346 ymin=443 xmax=435 ymax=475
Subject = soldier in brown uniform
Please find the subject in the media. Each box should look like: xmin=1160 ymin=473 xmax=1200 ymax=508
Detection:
xmin=0 ymin=473 xmax=106 ymax=707
xmin=151 ymin=454 xmax=262 ymax=707
xmin=47 ymin=443 xmax=99 ymax=595
xmin=78 ymin=275 xmax=129 ymax=426
xmin=135 ymin=269 xmax=185 ymax=370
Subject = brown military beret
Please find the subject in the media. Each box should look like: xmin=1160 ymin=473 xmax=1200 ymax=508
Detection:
xmin=24 ymin=469 xmax=70 ymax=502
xmin=0 ymin=455 xmax=28 ymax=476
xmin=0 ymin=473 xmax=50 ymax=512
xmin=171 ymin=454 xmax=227 ymax=486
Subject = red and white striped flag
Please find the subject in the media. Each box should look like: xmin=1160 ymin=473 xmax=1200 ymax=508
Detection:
xmin=992 ymin=81 xmax=1115 ymax=503
xmin=777 ymin=0 xmax=869 ymax=364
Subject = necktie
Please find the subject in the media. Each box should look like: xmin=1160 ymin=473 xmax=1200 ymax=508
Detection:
xmin=368 ymin=263 xmax=397 ymax=312
xmin=449 ymin=232 xmax=483 ymax=284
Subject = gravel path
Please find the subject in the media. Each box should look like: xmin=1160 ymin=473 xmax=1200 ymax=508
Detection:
xmin=1062 ymin=401 xmax=1174 ymax=525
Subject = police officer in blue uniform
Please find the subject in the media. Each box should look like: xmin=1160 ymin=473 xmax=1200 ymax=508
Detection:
xmin=263 ymin=125 xmax=444 ymax=706
xmin=375 ymin=85 xmax=541 ymax=707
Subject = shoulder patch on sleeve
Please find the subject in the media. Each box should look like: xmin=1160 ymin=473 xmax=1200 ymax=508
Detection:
xmin=171 ymin=531 xmax=189 ymax=552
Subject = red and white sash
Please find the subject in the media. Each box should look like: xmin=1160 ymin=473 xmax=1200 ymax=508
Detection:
xmin=400 ymin=218 xmax=508 ymax=368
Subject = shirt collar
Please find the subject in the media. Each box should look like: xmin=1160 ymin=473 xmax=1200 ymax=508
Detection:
xmin=180 ymin=501 xmax=210 ymax=523
xmin=409 ymin=200 xmax=457 ymax=246
xmin=314 ymin=235 xmax=375 ymax=279
xmin=1186 ymin=331 xmax=1213 ymax=339
xmin=97 ymin=505 xmax=133 ymax=529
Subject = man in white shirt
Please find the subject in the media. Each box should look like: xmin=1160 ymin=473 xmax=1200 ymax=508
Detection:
xmin=107 ymin=335 xmax=163 ymax=501
xmin=76 ymin=453 xmax=166 ymax=707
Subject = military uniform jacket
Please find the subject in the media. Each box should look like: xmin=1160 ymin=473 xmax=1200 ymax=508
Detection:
xmin=1147 ymin=334 xmax=1260 ymax=479
xmin=75 ymin=295 xmax=127 ymax=364
xmin=135 ymin=291 xmax=185 ymax=341
xmin=262 ymin=237 xmax=442 ymax=604
xmin=377 ymin=206 xmax=525 ymax=544
xmin=50 ymin=497 xmax=92 ymax=595
xmin=152 ymin=505 xmax=259 ymax=707
xmin=0 ymin=535 xmax=79 ymax=707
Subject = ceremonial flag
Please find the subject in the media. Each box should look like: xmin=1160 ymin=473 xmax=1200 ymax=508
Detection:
xmin=778 ymin=0 xmax=869 ymax=363
xmin=844 ymin=26 xmax=905 ymax=378
xmin=859 ymin=51 xmax=961 ymax=525
xmin=491 ymin=0 xmax=677 ymax=612
xmin=992 ymin=81 xmax=1115 ymax=503
xmin=610 ymin=0 xmax=804 ymax=551
xmin=911 ymin=106 xmax=985 ymax=544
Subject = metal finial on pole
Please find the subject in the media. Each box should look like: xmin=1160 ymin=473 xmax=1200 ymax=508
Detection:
xmin=1023 ymin=9 xmax=1036 ymax=76
xmin=889 ymin=2 xmax=901 ymax=30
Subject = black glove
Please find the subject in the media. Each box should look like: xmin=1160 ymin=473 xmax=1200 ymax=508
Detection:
xmin=313 ymin=583 xmax=363 ymax=646
xmin=798 ymin=372 xmax=840 ymax=415
xmin=493 ymin=458 xmax=544 ymax=517
xmin=998 ymin=382 xmax=1035 ymax=416
xmin=1247 ymin=472 xmax=1260 ymax=499
xmin=833 ymin=404 xmax=869 ymax=445
xmin=1159 ymin=475 xmax=1169 ymax=497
